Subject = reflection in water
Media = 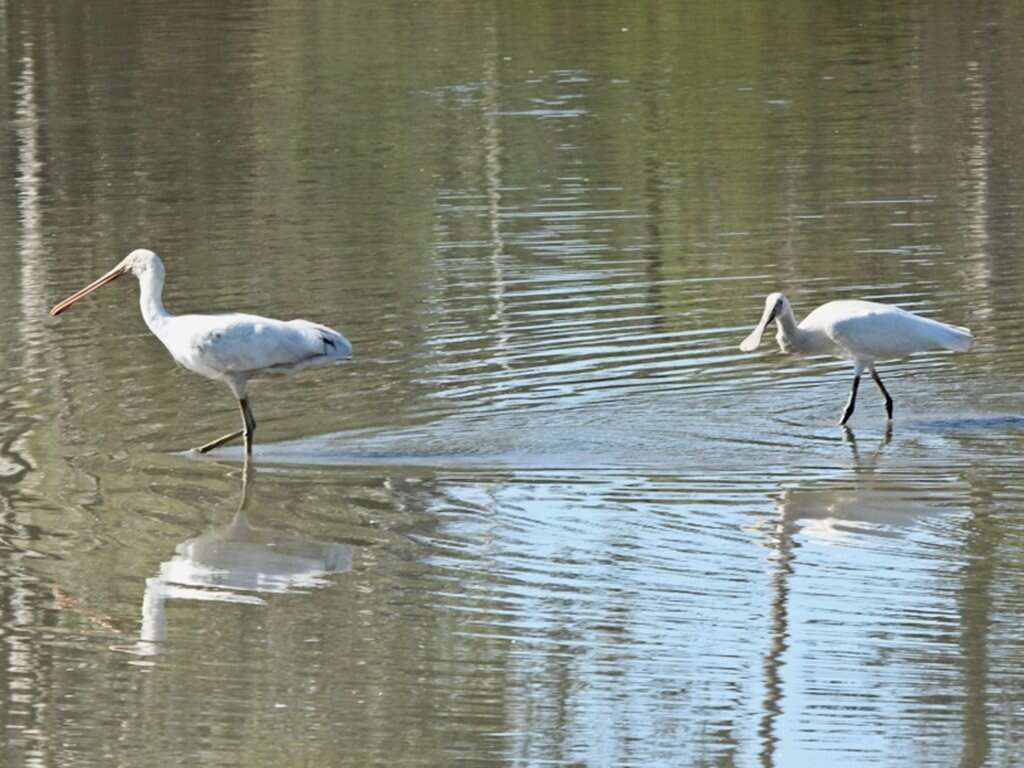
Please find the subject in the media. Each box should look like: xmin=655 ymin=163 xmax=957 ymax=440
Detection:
xmin=758 ymin=491 xmax=794 ymax=768
xmin=139 ymin=462 xmax=353 ymax=651
xmin=759 ymin=425 xmax=969 ymax=767
xmin=774 ymin=426 xmax=968 ymax=540
xmin=5 ymin=1 xmax=1024 ymax=765
xmin=15 ymin=42 xmax=46 ymax=326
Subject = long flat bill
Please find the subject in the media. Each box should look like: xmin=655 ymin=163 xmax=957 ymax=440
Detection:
xmin=739 ymin=323 xmax=767 ymax=352
xmin=739 ymin=299 xmax=778 ymax=352
xmin=50 ymin=265 xmax=126 ymax=316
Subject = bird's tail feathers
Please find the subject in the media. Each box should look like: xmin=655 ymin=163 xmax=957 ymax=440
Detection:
xmin=318 ymin=327 xmax=353 ymax=360
xmin=290 ymin=319 xmax=353 ymax=360
xmin=938 ymin=323 xmax=974 ymax=353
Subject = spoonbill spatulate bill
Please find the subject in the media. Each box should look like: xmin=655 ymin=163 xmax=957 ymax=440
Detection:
xmin=49 ymin=249 xmax=352 ymax=455
xmin=739 ymin=293 xmax=973 ymax=425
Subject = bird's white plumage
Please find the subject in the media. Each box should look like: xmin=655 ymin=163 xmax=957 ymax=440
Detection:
xmin=804 ymin=300 xmax=974 ymax=362
xmin=741 ymin=293 xmax=973 ymax=364
xmin=106 ymin=251 xmax=354 ymax=399
xmin=164 ymin=313 xmax=352 ymax=395
xmin=49 ymin=248 xmax=352 ymax=452
xmin=738 ymin=292 xmax=973 ymax=424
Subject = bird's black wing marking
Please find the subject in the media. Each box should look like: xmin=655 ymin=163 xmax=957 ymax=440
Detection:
xmin=194 ymin=330 xmax=224 ymax=357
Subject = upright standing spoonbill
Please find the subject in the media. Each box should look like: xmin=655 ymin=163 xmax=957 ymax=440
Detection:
xmin=738 ymin=293 xmax=973 ymax=425
xmin=49 ymin=249 xmax=352 ymax=455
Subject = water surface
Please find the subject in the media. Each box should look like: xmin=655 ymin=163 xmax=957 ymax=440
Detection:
xmin=3 ymin=1 xmax=1024 ymax=766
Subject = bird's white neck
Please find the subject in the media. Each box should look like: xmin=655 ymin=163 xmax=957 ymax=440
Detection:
xmin=774 ymin=305 xmax=810 ymax=354
xmin=137 ymin=267 xmax=172 ymax=336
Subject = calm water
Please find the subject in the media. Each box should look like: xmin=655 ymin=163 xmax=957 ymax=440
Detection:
xmin=3 ymin=1 xmax=1024 ymax=766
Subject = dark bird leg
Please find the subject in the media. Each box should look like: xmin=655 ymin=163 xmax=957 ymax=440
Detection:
xmin=839 ymin=375 xmax=860 ymax=426
xmin=869 ymin=367 xmax=894 ymax=421
xmin=194 ymin=398 xmax=256 ymax=454
xmin=240 ymin=397 xmax=256 ymax=455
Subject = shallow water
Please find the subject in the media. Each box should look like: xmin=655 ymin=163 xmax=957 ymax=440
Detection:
xmin=3 ymin=1 xmax=1024 ymax=766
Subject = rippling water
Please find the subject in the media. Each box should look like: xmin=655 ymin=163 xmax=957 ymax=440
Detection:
xmin=3 ymin=1 xmax=1024 ymax=766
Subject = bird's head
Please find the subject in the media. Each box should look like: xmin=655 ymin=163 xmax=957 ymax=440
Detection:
xmin=49 ymin=248 xmax=165 ymax=317
xmin=119 ymin=248 xmax=163 ymax=277
xmin=739 ymin=292 xmax=789 ymax=352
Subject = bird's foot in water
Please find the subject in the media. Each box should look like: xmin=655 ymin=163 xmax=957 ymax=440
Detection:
xmin=193 ymin=429 xmax=245 ymax=454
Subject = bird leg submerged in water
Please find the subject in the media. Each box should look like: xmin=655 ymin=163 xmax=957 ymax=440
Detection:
xmin=869 ymin=366 xmax=894 ymax=421
xmin=839 ymin=366 xmax=894 ymax=426
xmin=840 ymin=375 xmax=861 ymax=426
xmin=195 ymin=397 xmax=256 ymax=455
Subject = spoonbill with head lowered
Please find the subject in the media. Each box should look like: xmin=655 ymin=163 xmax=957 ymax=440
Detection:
xmin=739 ymin=293 xmax=973 ymax=425
xmin=49 ymin=249 xmax=352 ymax=455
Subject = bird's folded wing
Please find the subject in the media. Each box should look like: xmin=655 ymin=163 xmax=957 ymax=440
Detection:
xmin=827 ymin=307 xmax=970 ymax=360
xmin=189 ymin=314 xmax=325 ymax=373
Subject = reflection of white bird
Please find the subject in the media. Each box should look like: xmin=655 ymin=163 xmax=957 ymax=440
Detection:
xmin=138 ymin=463 xmax=353 ymax=651
xmin=774 ymin=428 xmax=961 ymax=541
xmin=776 ymin=479 xmax=953 ymax=541
xmin=740 ymin=292 xmax=973 ymax=425
xmin=50 ymin=249 xmax=352 ymax=454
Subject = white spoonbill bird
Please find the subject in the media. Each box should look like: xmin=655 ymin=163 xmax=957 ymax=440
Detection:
xmin=49 ymin=249 xmax=352 ymax=455
xmin=739 ymin=293 xmax=973 ymax=425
